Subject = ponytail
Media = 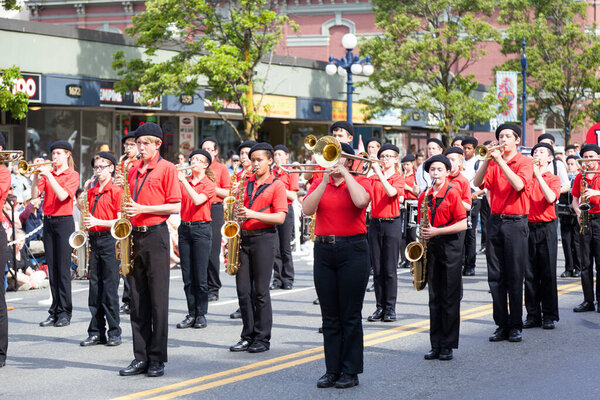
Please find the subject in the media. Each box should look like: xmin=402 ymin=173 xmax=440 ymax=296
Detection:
xmin=206 ymin=167 xmax=216 ymax=182
xmin=67 ymin=151 xmax=75 ymax=170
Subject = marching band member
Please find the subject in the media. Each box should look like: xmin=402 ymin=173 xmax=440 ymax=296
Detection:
xmin=559 ymin=155 xmax=582 ymax=278
xmin=416 ymin=138 xmax=445 ymax=191
xmin=565 ymin=144 xmax=578 ymax=157
xmin=365 ymin=137 xmax=382 ymax=159
xmin=304 ymin=121 xmax=354 ymax=184
xmin=451 ymin=136 xmax=463 ymax=148
xmin=444 ymin=147 xmax=472 ymax=211
xmin=176 ymin=149 xmax=216 ymax=330
xmin=367 ymin=144 xmax=404 ymax=323
xmin=473 ymin=123 xmax=532 ymax=343
xmin=81 ymin=152 xmax=122 ymax=347
xmin=271 ymin=144 xmax=299 ymax=290
xmin=399 ymin=154 xmax=419 ymax=269
xmin=303 ymin=141 xmax=372 ymax=389
xmin=119 ymin=122 xmax=181 ymax=378
xmin=523 ymin=143 xmax=561 ymax=330
xmin=229 ymin=143 xmax=287 ymax=354
xmin=571 ymin=144 xmax=600 ymax=313
xmin=537 ymin=134 xmax=571 ymax=195
xmin=200 ymin=137 xmax=231 ymax=302
xmin=461 ymin=136 xmax=482 ymax=276
xmin=0 ymin=135 xmax=11 ymax=367
xmin=420 ymin=155 xmax=467 ymax=361
xmin=32 ymin=140 xmax=80 ymax=328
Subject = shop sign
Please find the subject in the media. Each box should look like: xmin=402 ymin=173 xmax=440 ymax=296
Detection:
xmin=65 ymin=84 xmax=83 ymax=98
xmin=180 ymin=94 xmax=194 ymax=105
xmin=99 ymin=81 xmax=160 ymax=109
xmin=203 ymin=90 xmax=242 ymax=113
xmin=179 ymin=116 xmax=195 ymax=155
xmin=331 ymin=101 xmax=369 ymax=123
xmin=9 ymin=73 xmax=41 ymax=103
xmin=256 ymin=95 xmax=296 ymax=119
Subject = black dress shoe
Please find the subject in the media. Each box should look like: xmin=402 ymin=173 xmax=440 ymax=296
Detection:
xmin=573 ymin=269 xmax=581 ymax=277
xmin=424 ymin=348 xmax=440 ymax=360
xmin=177 ymin=315 xmax=195 ymax=329
xmin=248 ymin=341 xmax=269 ymax=353
xmin=317 ymin=373 xmax=340 ymax=388
xmin=366 ymin=284 xmax=375 ymax=293
xmin=282 ymin=283 xmax=293 ymax=290
xmin=439 ymin=348 xmax=453 ymax=361
xmin=119 ymin=304 xmax=130 ymax=314
xmin=229 ymin=339 xmax=251 ymax=352
xmin=208 ymin=294 xmax=219 ymax=302
xmin=39 ymin=316 xmax=56 ymax=327
xmin=194 ymin=316 xmax=207 ymax=329
xmin=383 ymin=310 xmax=397 ymax=322
xmin=542 ymin=319 xmax=555 ymax=330
xmin=0 ymin=358 xmax=5 ymax=368
xmin=54 ymin=317 xmax=70 ymax=327
xmin=523 ymin=318 xmax=542 ymax=329
xmin=313 ymin=298 xmax=320 ymax=305
xmin=119 ymin=359 xmax=148 ymax=376
xmin=318 ymin=327 xmax=323 ymax=333
xmin=463 ymin=268 xmax=475 ymax=276
xmin=573 ymin=301 xmax=595 ymax=312
xmin=147 ymin=360 xmax=165 ymax=377
xmin=508 ymin=328 xmax=522 ymax=342
xmin=334 ymin=373 xmax=359 ymax=389
xmin=80 ymin=335 xmax=107 ymax=347
xmin=489 ymin=328 xmax=508 ymax=342
xmin=230 ymin=309 xmax=242 ymax=319
xmin=560 ymin=270 xmax=573 ymax=278
xmin=367 ymin=308 xmax=384 ymax=322
xmin=270 ymin=282 xmax=281 ymax=290
xmin=107 ymin=335 xmax=122 ymax=346
xmin=477 ymin=247 xmax=486 ymax=255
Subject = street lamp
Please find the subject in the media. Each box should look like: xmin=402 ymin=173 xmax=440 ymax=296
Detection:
xmin=281 ymin=120 xmax=290 ymax=146
xmin=325 ymin=33 xmax=374 ymax=124
xmin=521 ymin=37 xmax=527 ymax=145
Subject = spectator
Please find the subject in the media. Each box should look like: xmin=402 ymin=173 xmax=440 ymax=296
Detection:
xmin=7 ymin=230 xmax=47 ymax=291
xmin=19 ymin=197 xmax=43 ymax=246
xmin=9 ymin=162 xmax=31 ymax=202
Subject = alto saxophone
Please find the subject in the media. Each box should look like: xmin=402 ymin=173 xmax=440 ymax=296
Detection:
xmin=222 ymin=168 xmax=248 ymax=275
xmin=111 ymin=154 xmax=136 ymax=276
xmin=69 ymin=177 xmax=95 ymax=277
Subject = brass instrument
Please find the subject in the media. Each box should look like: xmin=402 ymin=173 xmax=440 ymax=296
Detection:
xmin=177 ymin=165 xmax=193 ymax=176
xmin=112 ymin=154 xmax=137 ymax=276
xmin=475 ymin=144 xmax=506 ymax=161
xmin=279 ymin=163 xmax=324 ymax=174
xmin=312 ymin=136 xmax=381 ymax=175
xmin=222 ymin=168 xmax=248 ymax=275
xmin=70 ymin=177 xmax=95 ymax=277
xmin=0 ymin=151 xmax=23 ymax=163
xmin=17 ymin=160 xmax=53 ymax=175
xmin=308 ymin=214 xmax=316 ymax=241
xmin=304 ymin=135 xmax=318 ymax=151
xmin=575 ymin=159 xmax=600 ymax=234
xmin=405 ymin=179 xmax=436 ymax=291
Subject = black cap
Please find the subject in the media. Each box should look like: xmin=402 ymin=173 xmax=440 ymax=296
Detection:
xmin=444 ymin=146 xmax=464 ymax=156
xmin=237 ymin=140 xmax=257 ymax=153
xmin=495 ymin=123 xmax=521 ymax=139
xmin=0 ymin=133 xmax=5 ymax=148
xmin=483 ymin=140 xmax=493 ymax=146
xmin=531 ymin=142 xmax=555 ymax=157
xmin=426 ymin=138 xmax=445 ymax=150
xmin=273 ymin=144 xmax=290 ymax=154
xmin=92 ymin=151 xmax=117 ymax=167
xmin=134 ymin=122 xmax=163 ymax=140
xmin=200 ymin=136 xmax=218 ymax=148
xmin=330 ymin=121 xmax=354 ymax=137
xmin=249 ymin=142 xmax=274 ymax=157
xmin=401 ymin=154 xmax=416 ymax=163
xmin=50 ymin=140 xmax=73 ymax=153
xmin=580 ymin=144 xmax=600 ymax=157
xmin=451 ymin=136 xmax=464 ymax=144
xmin=189 ymin=149 xmax=212 ymax=165
xmin=365 ymin=137 xmax=382 ymax=147
xmin=566 ymin=155 xmax=580 ymax=162
xmin=461 ymin=136 xmax=478 ymax=147
xmin=341 ymin=143 xmax=355 ymax=156
xmin=424 ymin=154 xmax=452 ymax=172
xmin=121 ymin=131 xmax=136 ymax=144
xmin=565 ymin=144 xmax=577 ymax=151
xmin=377 ymin=143 xmax=399 ymax=159
xmin=537 ymin=133 xmax=555 ymax=144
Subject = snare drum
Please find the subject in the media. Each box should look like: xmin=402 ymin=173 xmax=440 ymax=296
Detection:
xmin=405 ymin=199 xmax=419 ymax=228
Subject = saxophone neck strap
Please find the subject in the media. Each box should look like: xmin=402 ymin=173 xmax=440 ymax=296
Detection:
xmin=91 ymin=192 xmax=105 ymax=216
xmin=427 ymin=185 xmax=451 ymax=228
xmin=246 ymin=179 xmax=272 ymax=209
xmin=132 ymin=156 xmax=163 ymax=202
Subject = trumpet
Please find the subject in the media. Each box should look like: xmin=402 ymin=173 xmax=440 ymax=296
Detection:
xmin=0 ymin=151 xmax=23 ymax=163
xmin=17 ymin=160 xmax=53 ymax=175
xmin=475 ymin=144 xmax=506 ymax=161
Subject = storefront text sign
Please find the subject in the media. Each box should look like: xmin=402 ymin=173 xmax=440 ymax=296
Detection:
xmin=255 ymin=95 xmax=296 ymax=119
xmin=99 ymin=81 xmax=160 ymax=109
xmin=9 ymin=73 xmax=41 ymax=103
xmin=179 ymin=116 xmax=195 ymax=155
xmin=331 ymin=101 xmax=369 ymax=123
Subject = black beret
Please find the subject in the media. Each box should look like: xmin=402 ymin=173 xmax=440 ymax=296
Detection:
xmin=121 ymin=131 xmax=136 ymax=144
xmin=580 ymin=144 xmax=600 ymax=157
xmin=461 ymin=136 xmax=478 ymax=147
xmin=377 ymin=143 xmax=399 ymax=159
xmin=0 ymin=133 xmax=5 ymax=148
xmin=365 ymin=137 xmax=382 ymax=147
xmin=451 ymin=136 xmax=464 ymax=144
xmin=50 ymin=140 xmax=73 ymax=152
xmin=444 ymin=146 xmax=464 ymax=156
xmin=189 ymin=149 xmax=212 ymax=165
xmin=91 ymin=151 xmax=117 ymax=167
xmin=249 ymin=142 xmax=274 ymax=157
xmin=537 ymin=133 xmax=555 ymax=144
xmin=273 ymin=144 xmax=290 ymax=154
xmin=426 ymin=138 xmax=445 ymax=150
xmin=200 ymin=136 xmax=218 ymax=147
xmin=237 ymin=140 xmax=257 ymax=153
xmin=483 ymin=140 xmax=493 ymax=146
xmin=424 ymin=154 xmax=452 ymax=173
xmin=330 ymin=121 xmax=354 ymax=137
xmin=566 ymin=155 xmax=580 ymax=162
xmin=341 ymin=143 xmax=355 ymax=156
xmin=531 ymin=143 xmax=554 ymax=157
xmin=401 ymin=154 xmax=416 ymax=163
xmin=495 ymin=123 xmax=521 ymax=139
xmin=565 ymin=144 xmax=577 ymax=151
xmin=134 ymin=122 xmax=163 ymax=140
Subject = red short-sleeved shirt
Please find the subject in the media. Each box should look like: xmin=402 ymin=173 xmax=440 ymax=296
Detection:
xmin=0 ymin=166 xmax=10 ymax=210
xmin=87 ymin=180 xmax=122 ymax=232
xmin=210 ymin=161 xmax=231 ymax=204
xmin=307 ymin=175 xmax=373 ymax=236
xmin=418 ymin=182 xmax=467 ymax=228
xmin=38 ymin=168 xmax=80 ymax=216
xmin=403 ymin=172 xmax=418 ymax=200
xmin=481 ymin=152 xmax=533 ymax=215
xmin=307 ymin=165 xmax=326 ymax=185
xmin=448 ymin=170 xmax=472 ymax=207
xmin=127 ymin=153 xmax=182 ymax=226
xmin=572 ymin=172 xmax=600 ymax=214
xmin=369 ymin=172 xmax=404 ymax=218
xmin=241 ymin=173 xmax=288 ymax=230
xmin=274 ymin=167 xmax=299 ymax=206
xmin=528 ymin=172 xmax=561 ymax=222
xmin=180 ymin=176 xmax=216 ymax=222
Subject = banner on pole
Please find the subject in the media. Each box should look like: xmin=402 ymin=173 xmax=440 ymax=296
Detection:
xmin=496 ymin=71 xmax=518 ymax=123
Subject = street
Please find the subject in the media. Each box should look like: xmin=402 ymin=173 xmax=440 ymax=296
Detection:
xmin=2 ymin=243 xmax=600 ymax=400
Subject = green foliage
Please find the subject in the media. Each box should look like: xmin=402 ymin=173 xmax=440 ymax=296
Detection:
xmin=498 ymin=0 xmax=600 ymax=144
xmin=112 ymin=0 xmax=295 ymax=140
xmin=360 ymin=0 xmax=502 ymax=145
xmin=0 ymin=66 xmax=29 ymax=120
xmin=1 ymin=0 xmax=20 ymax=10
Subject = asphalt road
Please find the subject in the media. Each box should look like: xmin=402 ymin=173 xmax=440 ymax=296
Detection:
xmin=2 ymin=241 xmax=600 ymax=400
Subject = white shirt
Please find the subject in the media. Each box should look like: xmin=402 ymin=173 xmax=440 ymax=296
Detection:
xmin=416 ymin=163 xmax=432 ymax=192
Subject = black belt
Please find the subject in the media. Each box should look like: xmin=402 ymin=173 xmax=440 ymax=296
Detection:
xmin=589 ymin=213 xmax=600 ymax=220
xmin=181 ymin=221 xmax=210 ymax=226
xmin=528 ymin=220 xmax=555 ymax=227
xmin=43 ymin=215 xmax=71 ymax=220
xmin=372 ymin=216 xmax=401 ymax=222
xmin=88 ymin=230 xmax=111 ymax=237
xmin=315 ymin=234 xmax=366 ymax=244
xmin=211 ymin=202 xmax=224 ymax=207
xmin=132 ymin=221 xmax=167 ymax=233
xmin=241 ymin=227 xmax=276 ymax=237
xmin=492 ymin=214 xmax=527 ymax=221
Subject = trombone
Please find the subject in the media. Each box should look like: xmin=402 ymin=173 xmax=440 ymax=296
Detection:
xmin=0 ymin=151 xmax=23 ymax=163
xmin=475 ymin=144 xmax=506 ymax=161
xmin=278 ymin=163 xmax=323 ymax=174
xmin=576 ymin=158 xmax=600 ymax=174
xmin=304 ymin=135 xmax=318 ymax=151
xmin=17 ymin=160 xmax=53 ymax=175
xmin=312 ymin=136 xmax=383 ymax=175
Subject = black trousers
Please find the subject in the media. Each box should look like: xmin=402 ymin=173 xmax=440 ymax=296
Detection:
xmin=525 ymin=221 xmax=559 ymax=322
xmin=178 ymin=222 xmax=212 ymax=318
xmin=87 ymin=233 xmax=121 ymax=337
xmin=208 ymin=203 xmax=224 ymax=296
xmin=237 ymin=230 xmax=277 ymax=343
xmin=314 ymin=236 xmax=370 ymax=375
xmin=129 ymin=224 xmax=170 ymax=363
xmin=368 ymin=218 xmax=401 ymax=311
xmin=559 ymin=214 xmax=582 ymax=272
xmin=480 ymin=196 xmax=490 ymax=246
xmin=272 ymin=205 xmax=295 ymax=286
xmin=486 ymin=215 xmax=528 ymax=330
xmin=122 ymin=275 xmax=130 ymax=306
xmin=427 ymin=232 xmax=464 ymax=349
xmin=0 ymin=229 xmax=8 ymax=362
xmin=43 ymin=216 xmax=75 ymax=320
xmin=579 ymin=217 xmax=600 ymax=304
xmin=464 ymin=199 xmax=481 ymax=270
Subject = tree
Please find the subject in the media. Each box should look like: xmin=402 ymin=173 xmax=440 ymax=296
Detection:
xmin=113 ymin=0 xmax=295 ymax=140
xmin=2 ymin=0 xmax=20 ymax=10
xmin=359 ymin=0 xmax=502 ymax=146
xmin=0 ymin=66 xmax=29 ymax=120
xmin=498 ymin=0 xmax=600 ymax=145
